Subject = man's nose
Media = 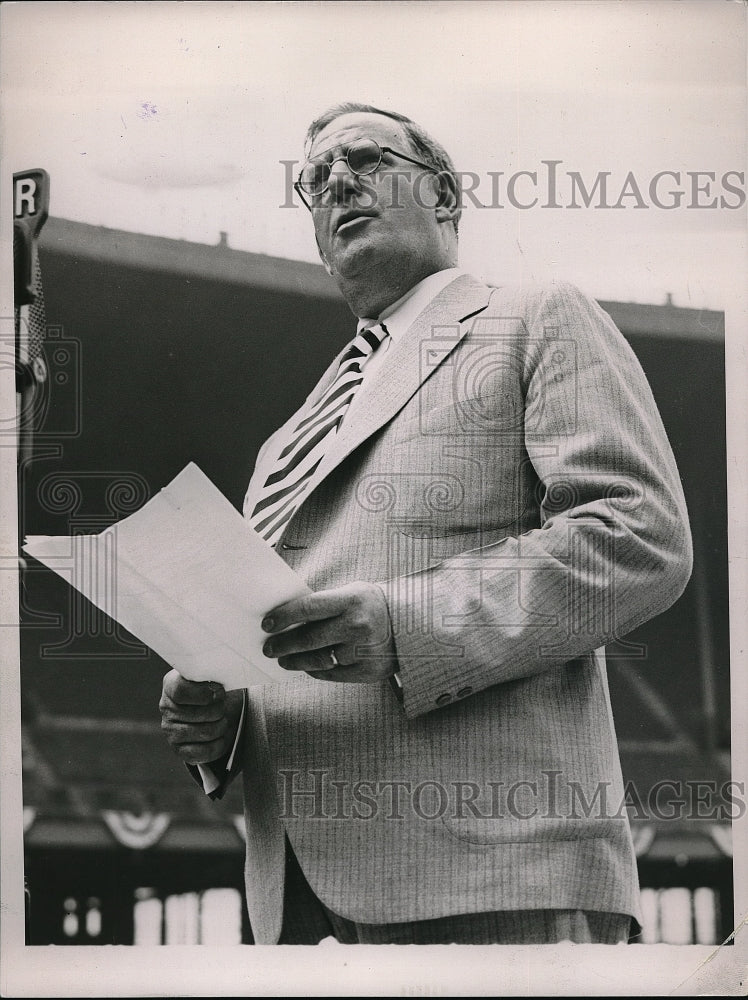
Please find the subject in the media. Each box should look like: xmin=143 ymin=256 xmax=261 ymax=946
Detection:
xmin=326 ymin=157 xmax=361 ymax=198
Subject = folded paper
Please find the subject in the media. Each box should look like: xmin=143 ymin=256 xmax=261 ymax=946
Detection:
xmin=23 ymin=463 xmax=310 ymax=689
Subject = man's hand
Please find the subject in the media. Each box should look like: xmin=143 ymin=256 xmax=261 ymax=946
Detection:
xmin=159 ymin=671 xmax=244 ymax=765
xmin=261 ymin=582 xmax=398 ymax=683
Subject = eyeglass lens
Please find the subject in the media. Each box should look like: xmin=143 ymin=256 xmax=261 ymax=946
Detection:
xmin=300 ymin=139 xmax=382 ymax=194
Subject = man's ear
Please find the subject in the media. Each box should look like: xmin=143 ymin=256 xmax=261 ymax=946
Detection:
xmin=434 ymin=171 xmax=460 ymax=227
xmin=315 ymin=234 xmax=333 ymax=275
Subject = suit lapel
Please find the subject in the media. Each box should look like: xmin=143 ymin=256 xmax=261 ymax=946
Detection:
xmin=306 ymin=273 xmax=493 ymax=497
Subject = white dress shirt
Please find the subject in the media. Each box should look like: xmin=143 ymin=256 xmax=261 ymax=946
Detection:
xmin=349 ymin=267 xmax=464 ymax=418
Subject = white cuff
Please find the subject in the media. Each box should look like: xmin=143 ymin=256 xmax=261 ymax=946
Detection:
xmin=226 ymin=690 xmax=246 ymax=770
xmin=196 ymin=762 xmax=221 ymax=796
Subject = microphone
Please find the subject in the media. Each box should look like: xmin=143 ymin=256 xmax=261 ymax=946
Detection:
xmin=14 ymin=169 xmax=50 ymax=463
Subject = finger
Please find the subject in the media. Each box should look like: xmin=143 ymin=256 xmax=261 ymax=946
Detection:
xmin=262 ymin=588 xmax=352 ymax=633
xmin=161 ymin=679 xmax=225 ymax=707
xmin=161 ymin=673 xmax=225 ymax=707
xmin=305 ymin=661 xmax=397 ymax=684
xmin=160 ymin=701 xmax=227 ymax=725
xmin=162 ymin=718 xmax=228 ymax=747
xmin=277 ymin=648 xmax=341 ymax=673
xmin=263 ymin=621 xmax=344 ymax=659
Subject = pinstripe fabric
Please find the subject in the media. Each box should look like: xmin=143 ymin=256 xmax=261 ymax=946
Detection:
xmin=236 ymin=275 xmax=692 ymax=944
xmin=277 ymin=836 xmax=630 ymax=944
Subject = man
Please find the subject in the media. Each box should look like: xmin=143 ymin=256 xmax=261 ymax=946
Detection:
xmin=159 ymin=103 xmax=693 ymax=945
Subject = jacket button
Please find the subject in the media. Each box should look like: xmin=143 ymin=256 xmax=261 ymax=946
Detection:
xmin=436 ymin=693 xmax=452 ymax=706
xmin=456 ymin=686 xmax=473 ymax=698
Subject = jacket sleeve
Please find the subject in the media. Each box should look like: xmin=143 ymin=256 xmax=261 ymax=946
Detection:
xmin=387 ymin=281 xmax=693 ymax=719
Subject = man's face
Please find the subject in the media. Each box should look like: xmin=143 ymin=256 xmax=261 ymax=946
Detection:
xmin=306 ymin=112 xmax=446 ymax=291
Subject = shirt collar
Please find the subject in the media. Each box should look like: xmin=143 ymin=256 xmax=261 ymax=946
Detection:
xmin=357 ymin=267 xmax=464 ymax=343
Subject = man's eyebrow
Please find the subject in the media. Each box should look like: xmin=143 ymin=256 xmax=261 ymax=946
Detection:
xmin=307 ymin=140 xmax=347 ymax=162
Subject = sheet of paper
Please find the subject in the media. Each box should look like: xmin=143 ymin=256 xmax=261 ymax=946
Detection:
xmin=23 ymin=463 xmax=311 ymax=689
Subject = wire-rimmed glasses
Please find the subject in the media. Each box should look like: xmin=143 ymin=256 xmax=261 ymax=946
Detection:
xmin=294 ymin=137 xmax=439 ymax=209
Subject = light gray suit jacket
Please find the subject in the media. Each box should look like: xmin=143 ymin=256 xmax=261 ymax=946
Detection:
xmin=234 ymin=274 xmax=692 ymax=943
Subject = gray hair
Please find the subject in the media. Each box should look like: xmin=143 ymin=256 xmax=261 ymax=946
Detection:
xmin=305 ymin=102 xmax=461 ymax=235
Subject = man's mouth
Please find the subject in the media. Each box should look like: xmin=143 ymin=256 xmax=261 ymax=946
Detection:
xmin=335 ymin=210 xmax=377 ymax=234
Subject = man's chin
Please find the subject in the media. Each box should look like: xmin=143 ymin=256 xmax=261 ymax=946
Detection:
xmin=328 ymin=244 xmax=377 ymax=281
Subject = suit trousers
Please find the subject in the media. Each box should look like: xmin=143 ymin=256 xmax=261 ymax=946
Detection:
xmin=275 ymin=838 xmax=632 ymax=945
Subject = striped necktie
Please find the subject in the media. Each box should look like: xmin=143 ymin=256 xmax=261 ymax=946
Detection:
xmin=249 ymin=322 xmax=389 ymax=547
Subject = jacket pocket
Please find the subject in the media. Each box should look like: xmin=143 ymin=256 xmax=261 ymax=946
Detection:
xmin=441 ymin=813 xmax=627 ymax=847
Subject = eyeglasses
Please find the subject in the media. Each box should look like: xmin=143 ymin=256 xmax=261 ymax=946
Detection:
xmin=294 ymin=137 xmax=439 ymax=209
